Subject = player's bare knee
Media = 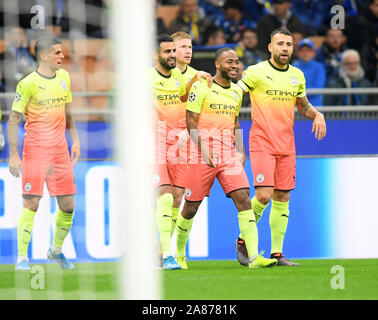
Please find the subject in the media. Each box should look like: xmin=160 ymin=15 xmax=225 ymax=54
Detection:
xmin=182 ymin=201 xmax=200 ymax=220
xmin=57 ymin=196 xmax=75 ymax=213
xmin=172 ymin=189 xmax=184 ymax=208
xmin=230 ymin=189 xmax=251 ymax=211
xmin=255 ymin=188 xmax=273 ymax=205
xmin=23 ymin=196 xmax=40 ymax=212
xmin=273 ymin=190 xmax=290 ymax=202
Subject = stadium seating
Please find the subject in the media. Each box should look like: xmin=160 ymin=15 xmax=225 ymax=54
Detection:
xmin=156 ymin=5 xmax=180 ymax=29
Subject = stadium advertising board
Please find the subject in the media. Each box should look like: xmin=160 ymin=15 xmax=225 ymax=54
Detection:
xmin=1 ymin=157 xmax=377 ymax=264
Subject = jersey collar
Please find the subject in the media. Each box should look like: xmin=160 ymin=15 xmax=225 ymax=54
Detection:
xmin=213 ymin=80 xmax=231 ymax=89
xmin=36 ymin=70 xmax=57 ymax=79
xmin=268 ymin=59 xmax=289 ymax=72
xmin=154 ymin=67 xmax=171 ymax=79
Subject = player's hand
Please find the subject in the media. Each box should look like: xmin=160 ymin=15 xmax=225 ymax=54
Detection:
xmin=312 ymin=112 xmax=326 ymax=140
xmin=9 ymin=152 xmax=22 ymax=177
xmin=195 ymin=71 xmax=213 ymax=88
xmin=71 ymin=140 xmax=81 ymax=166
xmin=178 ymin=129 xmax=189 ymax=148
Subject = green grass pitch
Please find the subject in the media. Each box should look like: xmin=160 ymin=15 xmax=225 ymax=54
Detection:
xmin=0 ymin=259 xmax=377 ymax=300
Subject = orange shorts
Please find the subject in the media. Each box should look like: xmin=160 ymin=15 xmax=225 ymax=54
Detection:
xmin=184 ymin=157 xmax=250 ymax=202
xmin=250 ymin=151 xmax=296 ymax=190
xmin=21 ymin=151 xmax=76 ymax=197
xmin=152 ymin=163 xmax=188 ymax=189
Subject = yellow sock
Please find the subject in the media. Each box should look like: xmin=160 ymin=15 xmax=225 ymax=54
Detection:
xmin=238 ymin=209 xmax=258 ymax=258
xmin=270 ymin=200 xmax=289 ymax=254
xmin=17 ymin=207 xmax=36 ymax=256
xmin=176 ymin=213 xmax=193 ymax=257
xmin=170 ymin=207 xmax=179 ymax=238
xmin=52 ymin=209 xmax=74 ymax=251
xmin=156 ymin=193 xmax=174 ymax=257
xmin=239 ymin=196 xmax=268 ymax=240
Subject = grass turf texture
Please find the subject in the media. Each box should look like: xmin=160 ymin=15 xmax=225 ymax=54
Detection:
xmin=0 ymin=259 xmax=377 ymax=299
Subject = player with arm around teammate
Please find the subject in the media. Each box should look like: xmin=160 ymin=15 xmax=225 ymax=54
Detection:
xmin=175 ymin=47 xmax=278 ymax=269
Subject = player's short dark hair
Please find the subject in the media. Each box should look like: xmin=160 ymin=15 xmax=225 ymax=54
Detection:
xmin=270 ymin=28 xmax=292 ymax=40
xmin=156 ymin=33 xmax=174 ymax=51
xmin=34 ymin=37 xmax=62 ymax=60
xmin=215 ymin=46 xmax=233 ymax=61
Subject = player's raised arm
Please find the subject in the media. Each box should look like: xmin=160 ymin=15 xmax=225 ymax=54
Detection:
xmin=65 ymin=103 xmax=80 ymax=166
xmin=296 ymin=95 xmax=326 ymax=140
xmin=7 ymin=110 xmax=23 ymax=177
xmin=186 ymin=109 xmax=214 ymax=168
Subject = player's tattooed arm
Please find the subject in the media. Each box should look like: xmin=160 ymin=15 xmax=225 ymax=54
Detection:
xmin=65 ymin=103 xmax=80 ymax=166
xmin=186 ymin=110 xmax=215 ymax=168
xmin=7 ymin=110 xmax=23 ymax=177
xmin=296 ymin=96 xmax=327 ymax=140
xmin=234 ymin=117 xmax=246 ymax=167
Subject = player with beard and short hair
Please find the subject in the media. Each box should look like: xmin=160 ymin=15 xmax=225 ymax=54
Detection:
xmin=150 ymin=33 xmax=211 ymax=270
xmin=175 ymin=47 xmax=278 ymax=269
xmin=236 ymin=28 xmax=326 ymax=266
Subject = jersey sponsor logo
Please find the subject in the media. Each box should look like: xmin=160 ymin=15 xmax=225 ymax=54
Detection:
xmin=156 ymin=93 xmax=181 ymax=105
xmin=38 ymin=95 xmax=69 ymax=106
xmin=188 ymin=92 xmax=196 ymax=102
xmin=60 ymin=80 xmax=67 ymax=90
xmin=14 ymin=92 xmax=21 ymax=102
xmin=256 ymin=174 xmax=264 ymax=183
xmin=209 ymin=103 xmax=237 ymax=111
xmin=265 ymin=89 xmax=298 ymax=97
xmin=24 ymin=182 xmax=32 ymax=192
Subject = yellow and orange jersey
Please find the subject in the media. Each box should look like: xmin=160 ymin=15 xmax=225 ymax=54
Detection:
xmin=12 ymin=69 xmax=72 ymax=154
xmin=186 ymin=79 xmax=243 ymax=161
xmin=150 ymin=67 xmax=186 ymax=146
xmin=238 ymin=60 xmax=306 ymax=155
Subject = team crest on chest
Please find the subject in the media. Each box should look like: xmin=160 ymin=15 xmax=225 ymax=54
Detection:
xmin=232 ymin=90 xmax=239 ymax=101
xmin=290 ymin=77 xmax=298 ymax=86
xmin=175 ymin=78 xmax=181 ymax=88
xmin=60 ymin=80 xmax=67 ymax=90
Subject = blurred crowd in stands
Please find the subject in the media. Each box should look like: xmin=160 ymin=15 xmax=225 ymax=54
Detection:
xmin=0 ymin=0 xmax=111 ymax=121
xmin=0 ymin=0 xmax=376 ymax=123
xmin=157 ymin=0 xmax=378 ymax=106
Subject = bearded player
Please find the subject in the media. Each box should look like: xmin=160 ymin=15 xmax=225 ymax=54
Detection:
xmin=150 ymin=33 xmax=211 ymax=269
xmin=236 ymin=28 xmax=326 ymax=266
